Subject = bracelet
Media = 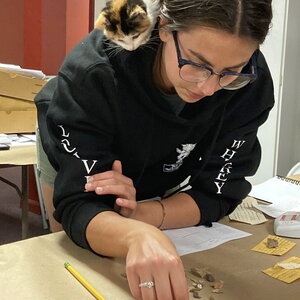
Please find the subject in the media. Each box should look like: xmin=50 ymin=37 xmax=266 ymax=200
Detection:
xmin=156 ymin=200 xmax=166 ymax=229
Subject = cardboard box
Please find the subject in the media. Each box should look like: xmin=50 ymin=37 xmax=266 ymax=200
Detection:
xmin=0 ymin=69 xmax=47 ymax=133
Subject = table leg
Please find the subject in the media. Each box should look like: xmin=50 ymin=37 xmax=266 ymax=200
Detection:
xmin=21 ymin=165 xmax=29 ymax=239
xmin=33 ymin=165 xmax=48 ymax=229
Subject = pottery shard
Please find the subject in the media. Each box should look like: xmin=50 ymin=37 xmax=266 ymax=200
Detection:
xmin=204 ymin=273 xmax=215 ymax=282
xmin=192 ymin=291 xmax=202 ymax=298
xmin=210 ymin=280 xmax=224 ymax=289
xmin=190 ymin=267 xmax=208 ymax=278
xmin=267 ymin=238 xmax=279 ymax=248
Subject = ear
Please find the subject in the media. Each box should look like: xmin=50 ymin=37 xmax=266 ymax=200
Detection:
xmin=159 ymin=17 xmax=169 ymax=27
xmin=158 ymin=17 xmax=170 ymax=42
xmin=94 ymin=12 xmax=110 ymax=29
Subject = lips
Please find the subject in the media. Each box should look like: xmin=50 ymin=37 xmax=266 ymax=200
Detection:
xmin=186 ymin=89 xmax=204 ymax=100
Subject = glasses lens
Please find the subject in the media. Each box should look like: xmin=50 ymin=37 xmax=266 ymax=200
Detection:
xmin=220 ymin=75 xmax=252 ymax=90
xmin=180 ymin=64 xmax=211 ymax=83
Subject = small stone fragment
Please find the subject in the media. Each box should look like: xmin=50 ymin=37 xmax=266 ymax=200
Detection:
xmin=210 ymin=280 xmax=224 ymax=289
xmin=191 ymin=267 xmax=208 ymax=278
xmin=267 ymin=238 xmax=279 ymax=248
xmin=192 ymin=282 xmax=203 ymax=289
xmin=212 ymin=288 xmax=223 ymax=294
xmin=204 ymin=273 xmax=215 ymax=282
xmin=120 ymin=272 xmax=127 ymax=278
xmin=191 ymin=278 xmax=205 ymax=285
xmin=189 ymin=287 xmax=202 ymax=292
xmin=192 ymin=291 xmax=202 ymax=298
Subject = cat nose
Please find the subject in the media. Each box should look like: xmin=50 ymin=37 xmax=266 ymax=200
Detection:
xmin=127 ymin=44 xmax=138 ymax=51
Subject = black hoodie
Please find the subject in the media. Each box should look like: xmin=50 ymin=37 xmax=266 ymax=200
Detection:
xmin=35 ymin=29 xmax=274 ymax=250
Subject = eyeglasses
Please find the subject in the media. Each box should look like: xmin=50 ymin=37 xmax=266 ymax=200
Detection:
xmin=172 ymin=31 xmax=257 ymax=90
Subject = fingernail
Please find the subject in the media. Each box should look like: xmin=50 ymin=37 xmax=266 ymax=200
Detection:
xmin=96 ymin=187 xmax=103 ymax=193
xmin=118 ymin=199 xmax=124 ymax=204
xmin=87 ymin=177 xmax=93 ymax=182
xmin=85 ymin=183 xmax=92 ymax=189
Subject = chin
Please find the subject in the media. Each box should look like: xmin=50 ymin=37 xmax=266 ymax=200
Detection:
xmin=176 ymin=88 xmax=205 ymax=103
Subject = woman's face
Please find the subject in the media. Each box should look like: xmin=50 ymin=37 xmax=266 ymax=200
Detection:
xmin=158 ymin=25 xmax=258 ymax=103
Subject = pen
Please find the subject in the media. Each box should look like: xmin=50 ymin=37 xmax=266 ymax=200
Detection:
xmin=64 ymin=262 xmax=106 ymax=300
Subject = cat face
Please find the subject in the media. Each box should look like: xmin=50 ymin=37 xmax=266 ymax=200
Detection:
xmin=95 ymin=0 xmax=157 ymax=51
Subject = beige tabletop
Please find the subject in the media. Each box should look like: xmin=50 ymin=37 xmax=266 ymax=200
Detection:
xmin=0 ymin=144 xmax=37 ymax=239
xmin=0 ymin=145 xmax=36 ymax=165
xmin=0 ymin=214 xmax=299 ymax=300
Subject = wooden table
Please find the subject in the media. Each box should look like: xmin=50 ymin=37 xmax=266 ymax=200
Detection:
xmin=0 ymin=216 xmax=299 ymax=300
xmin=0 ymin=145 xmax=36 ymax=239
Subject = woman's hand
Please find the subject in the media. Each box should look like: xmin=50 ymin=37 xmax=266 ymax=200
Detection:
xmin=126 ymin=227 xmax=189 ymax=300
xmin=84 ymin=160 xmax=138 ymax=218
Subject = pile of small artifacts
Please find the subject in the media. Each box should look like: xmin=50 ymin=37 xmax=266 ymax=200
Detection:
xmin=188 ymin=267 xmax=224 ymax=299
xmin=121 ymin=266 xmax=225 ymax=299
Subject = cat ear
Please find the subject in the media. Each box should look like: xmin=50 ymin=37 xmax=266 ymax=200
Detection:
xmin=129 ymin=6 xmax=147 ymax=22
xmin=95 ymin=12 xmax=111 ymax=29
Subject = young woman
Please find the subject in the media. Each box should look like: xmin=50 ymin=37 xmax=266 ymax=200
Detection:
xmin=35 ymin=0 xmax=273 ymax=299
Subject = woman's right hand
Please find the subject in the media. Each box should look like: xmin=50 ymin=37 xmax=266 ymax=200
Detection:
xmin=125 ymin=226 xmax=189 ymax=300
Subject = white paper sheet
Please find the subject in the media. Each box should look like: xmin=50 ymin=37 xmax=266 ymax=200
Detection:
xmin=249 ymin=176 xmax=300 ymax=204
xmin=0 ymin=133 xmax=36 ymax=147
xmin=163 ymin=222 xmax=251 ymax=256
xmin=254 ymin=196 xmax=300 ymax=218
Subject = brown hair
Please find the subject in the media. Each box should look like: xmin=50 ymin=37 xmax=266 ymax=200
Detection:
xmin=160 ymin=0 xmax=273 ymax=44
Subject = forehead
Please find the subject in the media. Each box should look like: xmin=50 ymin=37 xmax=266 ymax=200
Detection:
xmin=179 ymin=26 xmax=257 ymax=67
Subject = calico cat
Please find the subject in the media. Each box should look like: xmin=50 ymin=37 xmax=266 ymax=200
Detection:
xmin=95 ymin=0 xmax=161 ymax=51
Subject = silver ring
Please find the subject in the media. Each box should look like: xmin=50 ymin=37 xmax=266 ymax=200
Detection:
xmin=139 ymin=281 xmax=155 ymax=288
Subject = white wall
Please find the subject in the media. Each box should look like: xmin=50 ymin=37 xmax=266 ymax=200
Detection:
xmin=94 ymin=0 xmax=106 ymax=21
xmin=250 ymin=0 xmax=288 ymax=184
xmin=276 ymin=0 xmax=300 ymax=176
xmin=252 ymin=0 xmax=300 ymax=183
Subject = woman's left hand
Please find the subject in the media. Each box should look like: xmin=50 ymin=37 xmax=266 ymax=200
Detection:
xmin=84 ymin=160 xmax=138 ymax=218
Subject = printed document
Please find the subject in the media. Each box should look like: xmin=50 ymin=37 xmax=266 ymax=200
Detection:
xmin=163 ymin=222 xmax=251 ymax=256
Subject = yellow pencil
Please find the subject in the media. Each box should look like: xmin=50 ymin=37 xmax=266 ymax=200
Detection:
xmin=64 ymin=262 xmax=106 ymax=300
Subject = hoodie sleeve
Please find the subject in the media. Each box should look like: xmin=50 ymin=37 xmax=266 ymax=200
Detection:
xmin=184 ymin=52 xmax=275 ymax=226
xmin=36 ymin=64 xmax=119 ymax=250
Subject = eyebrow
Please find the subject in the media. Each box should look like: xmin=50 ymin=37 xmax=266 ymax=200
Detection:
xmin=188 ymin=49 xmax=249 ymax=69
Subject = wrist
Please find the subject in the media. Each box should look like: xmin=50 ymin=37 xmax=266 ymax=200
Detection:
xmin=125 ymin=220 xmax=162 ymax=249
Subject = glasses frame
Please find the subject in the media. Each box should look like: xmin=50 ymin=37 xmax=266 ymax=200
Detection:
xmin=172 ymin=31 xmax=258 ymax=89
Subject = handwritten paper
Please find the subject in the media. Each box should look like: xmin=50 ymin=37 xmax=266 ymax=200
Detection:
xmin=263 ymin=256 xmax=300 ymax=283
xmin=163 ymin=222 xmax=251 ymax=256
xmin=251 ymin=234 xmax=296 ymax=256
xmin=229 ymin=197 xmax=267 ymax=225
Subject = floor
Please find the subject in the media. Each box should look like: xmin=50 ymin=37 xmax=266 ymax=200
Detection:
xmin=0 ymin=166 xmax=50 ymax=245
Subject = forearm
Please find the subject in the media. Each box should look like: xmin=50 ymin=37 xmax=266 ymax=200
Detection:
xmin=133 ymin=192 xmax=201 ymax=229
xmin=86 ymin=211 xmax=162 ymax=257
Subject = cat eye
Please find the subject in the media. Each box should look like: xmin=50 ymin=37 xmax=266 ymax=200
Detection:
xmin=132 ymin=33 xmax=140 ymax=40
xmin=172 ymin=31 xmax=258 ymax=90
xmin=118 ymin=38 xmax=125 ymax=42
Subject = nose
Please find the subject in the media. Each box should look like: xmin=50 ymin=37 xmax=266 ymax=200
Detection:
xmin=196 ymin=75 xmax=219 ymax=97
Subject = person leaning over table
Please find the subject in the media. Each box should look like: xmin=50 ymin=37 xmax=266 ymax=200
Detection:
xmin=35 ymin=0 xmax=274 ymax=299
